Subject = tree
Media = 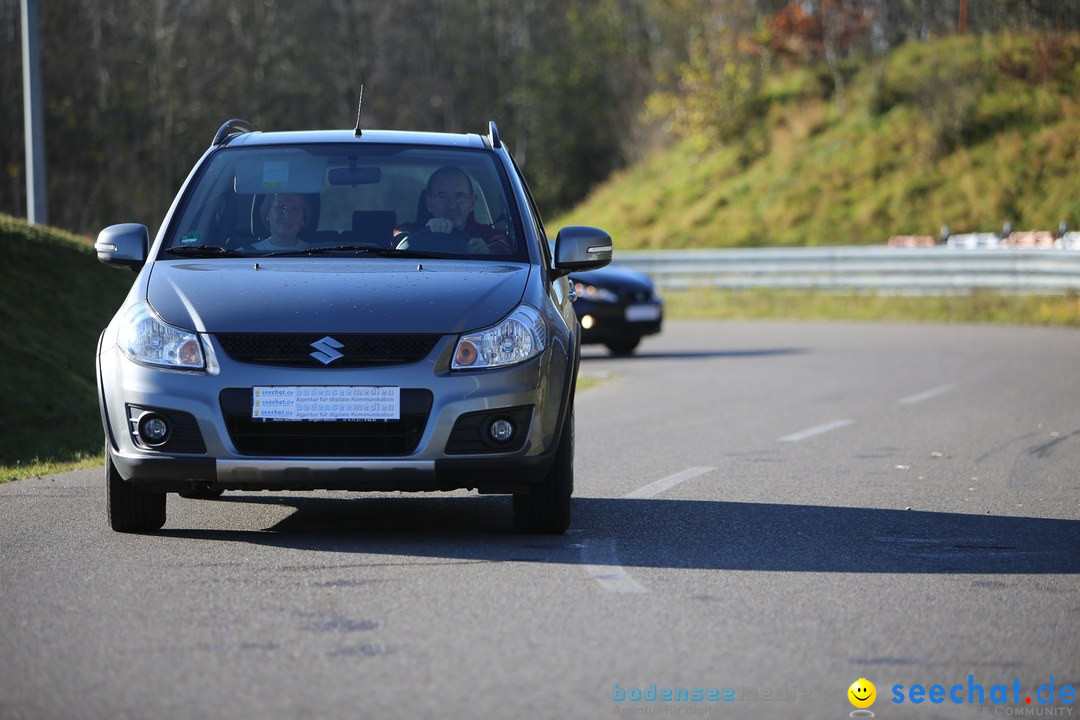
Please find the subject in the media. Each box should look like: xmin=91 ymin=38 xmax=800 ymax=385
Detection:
xmin=646 ymin=0 xmax=769 ymax=146
xmin=2 ymin=0 xmax=1079 ymax=232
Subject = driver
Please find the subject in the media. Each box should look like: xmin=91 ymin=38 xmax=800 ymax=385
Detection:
xmin=397 ymin=166 xmax=510 ymax=254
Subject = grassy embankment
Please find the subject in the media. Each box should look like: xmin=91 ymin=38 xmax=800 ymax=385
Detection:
xmin=554 ymin=32 xmax=1080 ymax=248
xmin=550 ymin=30 xmax=1080 ymax=329
xmin=0 ymin=214 xmax=135 ymax=481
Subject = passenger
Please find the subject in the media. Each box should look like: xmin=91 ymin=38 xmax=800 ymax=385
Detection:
xmin=398 ymin=166 xmax=510 ymax=254
xmin=252 ymin=193 xmax=312 ymax=251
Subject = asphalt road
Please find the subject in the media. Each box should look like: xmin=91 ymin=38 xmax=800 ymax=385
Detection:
xmin=2 ymin=320 xmax=1078 ymax=720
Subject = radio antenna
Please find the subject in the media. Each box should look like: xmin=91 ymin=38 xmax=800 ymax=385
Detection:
xmin=353 ymin=85 xmax=364 ymax=137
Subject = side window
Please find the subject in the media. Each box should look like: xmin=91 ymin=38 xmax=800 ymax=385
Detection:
xmin=164 ymin=154 xmax=244 ymax=249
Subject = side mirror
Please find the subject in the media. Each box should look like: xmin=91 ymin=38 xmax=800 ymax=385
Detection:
xmin=95 ymin=224 xmax=149 ymax=270
xmin=552 ymin=226 xmax=613 ymax=279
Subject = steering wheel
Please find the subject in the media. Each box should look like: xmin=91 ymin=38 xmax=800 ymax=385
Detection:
xmin=395 ymin=227 xmax=475 ymax=254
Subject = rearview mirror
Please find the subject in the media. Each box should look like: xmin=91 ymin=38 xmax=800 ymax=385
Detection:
xmin=327 ymin=167 xmax=382 ymax=186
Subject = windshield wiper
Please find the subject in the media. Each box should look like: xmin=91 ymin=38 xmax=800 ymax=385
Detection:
xmin=167 ymin=245 xmax=245 ymax=258
xmin=262 ymin=244 xmax=430 ymax=258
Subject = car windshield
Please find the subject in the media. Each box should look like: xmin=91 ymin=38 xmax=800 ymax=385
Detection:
xmin=162 ymin=144 xmax=526 ymax=261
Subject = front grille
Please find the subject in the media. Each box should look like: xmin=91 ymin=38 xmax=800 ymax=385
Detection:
xmin=214 ymin=333 xmax=442 ymax=367
xmin=220 ymin=388 xmax=433 ymax=456
xmin=621 ymin=289 xmax=653 ymax=303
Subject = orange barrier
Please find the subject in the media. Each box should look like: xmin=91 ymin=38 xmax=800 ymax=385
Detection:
xmin=1001 ymin=231 xmax=1056 ymax=249
xmin=887 ymin=235 xmax=938 ymax=247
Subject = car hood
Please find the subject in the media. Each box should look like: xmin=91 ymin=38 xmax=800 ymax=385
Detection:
xmin=146 ymin=259 xmax=530 ymax=333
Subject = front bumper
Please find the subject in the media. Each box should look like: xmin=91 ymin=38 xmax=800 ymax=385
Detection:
xmin=99 ymin=332 xmax=571 ymax=494
xmin=105 ymin=453 xmax=557 ymax=494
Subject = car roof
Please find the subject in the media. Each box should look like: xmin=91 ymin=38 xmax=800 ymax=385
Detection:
xmin=222 ymin=128 xmax=490 ymax=150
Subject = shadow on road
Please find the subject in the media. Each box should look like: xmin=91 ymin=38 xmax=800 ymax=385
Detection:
xmin=159 ymin=495 xmax=1080 ymax=574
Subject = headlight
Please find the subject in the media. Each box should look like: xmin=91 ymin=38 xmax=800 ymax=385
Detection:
xmin=452 ymin=305 xmax=546 ymax=370
xmin=573 ymin=281 xmax=619 ymax=303
xmin=118 ymin=303 xmax=205 ymax=369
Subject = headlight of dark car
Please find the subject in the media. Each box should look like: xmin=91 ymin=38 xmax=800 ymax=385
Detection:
xmin=572 ymin=281 xmax=620 ymax=303
xmin=452 ymin=305 xmax=546 ymax=370
xmin=118 ymin=303 xmax=206 ymax=370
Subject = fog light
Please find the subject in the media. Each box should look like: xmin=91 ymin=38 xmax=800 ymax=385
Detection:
xmin=138 ymin=414 xmax=170 ymax=446
xmin=581 ymin=314 xmax=595 ymax=330
xmin=489 ymin=418 xmax=514 ymax=443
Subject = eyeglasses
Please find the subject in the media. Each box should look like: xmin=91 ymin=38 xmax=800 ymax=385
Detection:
xmin=270 ymin=204 xmax=304 ymax=217
xmin=430 ymin=191 xmax=471 ymax=205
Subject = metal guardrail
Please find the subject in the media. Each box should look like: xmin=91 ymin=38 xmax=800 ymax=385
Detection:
xmin=612 ymin=246 xmax=1080 ymax=294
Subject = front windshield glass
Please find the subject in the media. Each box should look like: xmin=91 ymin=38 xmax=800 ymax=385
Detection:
xmin=162 ymin=144 xmax=526 ymax=261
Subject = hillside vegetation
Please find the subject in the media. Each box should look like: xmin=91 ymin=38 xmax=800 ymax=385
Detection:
xmin=554 ymin=32 xmax=1080 ymax=249
xmin=0 ymin=214 xmax=135 ymax=467
xmin=7 ymin=3 xmax=1076 ymax=236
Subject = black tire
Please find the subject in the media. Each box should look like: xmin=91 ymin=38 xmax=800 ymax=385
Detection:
xmin=178 ymin=485 xmax=225 ymax=500
xmin=606 ymin=338 xmax=640 ymax=356
xmin=106 ymin=449 xmax=166 ymax=533
xmin=513 ymin=412 xmax=573 ymax=534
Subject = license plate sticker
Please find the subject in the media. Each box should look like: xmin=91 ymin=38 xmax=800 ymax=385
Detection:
xmin=252 ymin=386 xmax=400 ymax=421
xmin=625 ymin=304 xmax=661 ymax=322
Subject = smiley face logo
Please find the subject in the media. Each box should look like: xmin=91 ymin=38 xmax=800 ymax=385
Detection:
xmin=848 ymin=678 xmax=876 ymax=709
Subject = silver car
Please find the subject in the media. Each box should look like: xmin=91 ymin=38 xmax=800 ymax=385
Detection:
xmin=95 ymin=119 xmax=611 ymax=534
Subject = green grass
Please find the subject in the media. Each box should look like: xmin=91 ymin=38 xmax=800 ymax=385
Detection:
xmin=1 ymin=455 xmax=102 ymax=484
xmin=574 ymin=375 xmax=605 ymax=392
xmin=553 ymin=32 xmax=1080 ymax=249
xmin=664 ymin=287 xmax=1080 ymax=326
xmin=0 ymin=213 xmax=136 ymax=478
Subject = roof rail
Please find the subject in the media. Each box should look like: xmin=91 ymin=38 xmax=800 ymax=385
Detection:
xmin=212 ymin=119 xmax=259 ymax=147
xmin=486 ymin=121 xmax=502 ymax=149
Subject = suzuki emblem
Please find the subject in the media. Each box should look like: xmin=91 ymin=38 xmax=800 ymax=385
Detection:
xmin=310 ymin=336 xmax=345 ymax=365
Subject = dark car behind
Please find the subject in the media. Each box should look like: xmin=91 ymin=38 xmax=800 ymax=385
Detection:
xmin=569 ymin=263 xmax=663 ymax=355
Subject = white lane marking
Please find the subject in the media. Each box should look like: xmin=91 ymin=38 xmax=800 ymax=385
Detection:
xmin=580 ymin=466 xmax=716 ymax=594
xmin=623 ymin=466 xmax=716 ymax=500
xmin=580 ymin=539 xmax=647 ymax=594
xmin=778 ymin=419 xmax=855 ymax=442
xmin=897 ymin=384 xmax=955 ymax=406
